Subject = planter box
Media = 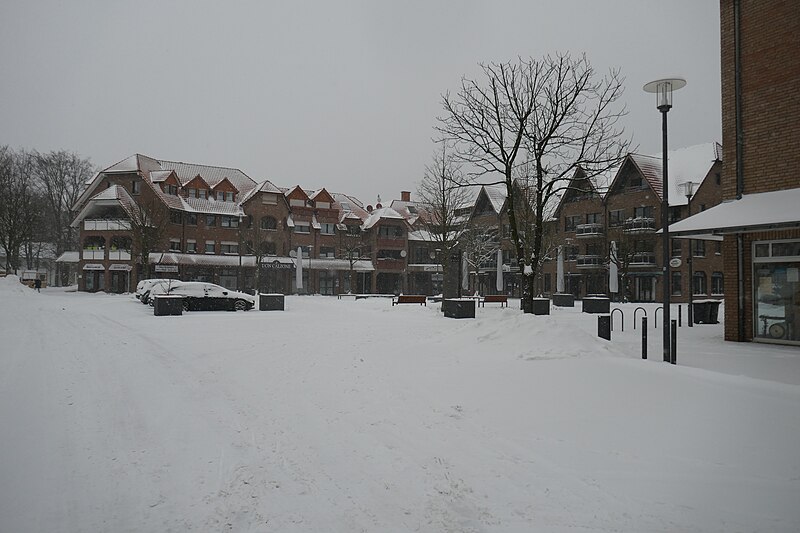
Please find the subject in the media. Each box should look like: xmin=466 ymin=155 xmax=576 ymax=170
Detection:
xmin=532 ymin=298 xmax=550 ymax=315
xmin=582 ymin=297 xmax=610 ymax=314
xmin=259 ymin=293 xmax=285 ymax=311
xmin=552 ymin=293 xmax=575 ymax=307
xmin=442 ymin=298 xmax=476 ymax=319
xmin=153 ymin=295 xmax=183 ymax=316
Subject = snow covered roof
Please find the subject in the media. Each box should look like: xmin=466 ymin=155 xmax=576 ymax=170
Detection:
xmin=71 ymin=185 xmax=140 ymax=227
xmin=667 ymin=187 xmax=800 ymax=236
xmin=361 ymin=207 xmax=407 ymax=230
xmin=56 ymin=251 xmax=80 ymax=263
xmin=484 ymin=186 xmax=507 ymax=214
xmin=627 ymin=142 xmax=721 ymax=206
xmin=159 ymin=160 xmax=255 ymax=195
xmin=408 ymin=229 xmax=438 ymax=242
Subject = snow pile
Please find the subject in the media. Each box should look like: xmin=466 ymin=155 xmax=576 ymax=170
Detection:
xmin=1 ymin=289 xmax=799 ymax=532
xmin=0 ymin=275 xmax=29 ymax=295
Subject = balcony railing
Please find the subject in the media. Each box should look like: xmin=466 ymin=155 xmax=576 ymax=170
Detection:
xmin=82 ymin=249 xmax=104 ymax=260
xmin=630 ymin=252 xmax=656 ymax=266
xmin=623 ymin=217 xmax=656 ymax=233
xmin=576 ymin=255 xmax=603 ymax=268
xmin=84 ymin=219 xmax=131 ymax=231
xmin=108 ymin=250 xmax=132 ymax=260
xmin=575 ymin=223 xmax=603 ymax=238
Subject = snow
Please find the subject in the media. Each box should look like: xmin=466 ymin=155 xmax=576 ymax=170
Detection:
xmin=2 ymin=277 xmax=800 ymax=532
xmin=669 ymin=187 xmax=800 ymax=235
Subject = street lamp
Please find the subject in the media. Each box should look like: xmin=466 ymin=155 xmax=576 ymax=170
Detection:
xmin=682 ymin=181 xmax=697 ymax=328
xmin=644 ymin=77 xmax=686 ymax=364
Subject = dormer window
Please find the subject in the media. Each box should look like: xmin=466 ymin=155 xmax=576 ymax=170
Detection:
xmin=199 ymin=189 xmax=207 ymax=199
xmin=164 ymin=184 xmax=178 ymax=196
xmin=131 ymin=180 xmax=141 ymax=195
xmin=187 ymin=187 xmax=197 ymax=198
xmin=224 ymin=192 xmax=235 ymax=202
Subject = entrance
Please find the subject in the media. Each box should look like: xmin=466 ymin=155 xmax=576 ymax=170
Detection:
xmin=634 ymin=276 xmax=655 ymax=302
xmin=109 ymin=270 xmax=129 ymax=293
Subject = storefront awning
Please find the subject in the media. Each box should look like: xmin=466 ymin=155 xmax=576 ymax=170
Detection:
xmin=109 ymin=264 xmax=132 ymax=271
xmin=666 ymin=188 xmax=800 ymax=237
xmin=82 ymin=263 xmax=105 ymax=270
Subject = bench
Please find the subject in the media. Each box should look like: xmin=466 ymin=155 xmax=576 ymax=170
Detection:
xmin=479 ymin=294 xmax=508 ymax=307
xmin=392 ymin=295 xmax=427 ymax=306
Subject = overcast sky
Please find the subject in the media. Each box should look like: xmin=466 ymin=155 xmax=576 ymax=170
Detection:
xmin=1 ymin=0 xmax=720 ymax=204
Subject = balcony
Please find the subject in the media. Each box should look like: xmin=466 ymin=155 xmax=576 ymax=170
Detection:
xmin=576 ymin=255 xmax=603 ymax=268
xmin=575 ymin=223 xmax=604 ymax=238
xmin=630 ymin=252 xmax=656 ymax=266
xmin=623 ymin=217 xmax=656 ymax=233
xmin=82 ymin=249 xmax=104 ymax=260
xmin=84 ymin=219 xmax=131 ymax=231
xmin=108 ymin=250 xmax=132 ymax=260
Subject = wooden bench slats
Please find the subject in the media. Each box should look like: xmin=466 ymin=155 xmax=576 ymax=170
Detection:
xmin=392 ymin=295 xmax=427 ymax=306
xmin=479 ymin=295 xmax=508 ymax=307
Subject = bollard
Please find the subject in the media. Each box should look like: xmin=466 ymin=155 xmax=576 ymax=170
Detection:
xmin=642 ymin=316 xmax=648 ymax=359
xmin=598 ymin=315 xmax=611 ymax=341
xmin=678 ymin=304 xmax=682 ymax=327
xmin=671 ymin=319 xmax=677 ymax=365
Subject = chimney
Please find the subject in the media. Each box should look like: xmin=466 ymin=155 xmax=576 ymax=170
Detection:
xmin=401 ymin=191 xmax=411 ymax=202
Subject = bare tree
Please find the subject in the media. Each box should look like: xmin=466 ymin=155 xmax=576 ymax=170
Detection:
xmin=0 ymin=147 xmax=42 ymax=273
xmin=415 ymin=144 xmax=472 ymax=297
xmin=33 ymin=150 xmax=94 ymax=284
xmin=240 ymin=215 xmax=276 ymax=292
xmin=438 ymin=53 xmax=630 ymax=311
xmin=127 ymin=197 xmax=170 ymax=279
xmin=337 ymin=217 xmax=368 ymax=293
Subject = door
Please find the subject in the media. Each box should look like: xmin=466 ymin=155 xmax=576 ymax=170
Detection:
xmin=635 ymin=276 xmax=655 ymax=302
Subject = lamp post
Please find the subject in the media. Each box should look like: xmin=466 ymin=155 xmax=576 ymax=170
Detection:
xmin=682 ymin=181 xmax=697 ymax=327
xmin=644 ymin=77 xmax=686 ymax=364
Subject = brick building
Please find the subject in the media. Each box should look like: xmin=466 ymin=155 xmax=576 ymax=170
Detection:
xmin=543 ymin=143 xmax=724 ymax=302
xmin=670 ymin=1 xmax=800 ymax=345
xmin=70 ymin=154 xmax=374 ymax=294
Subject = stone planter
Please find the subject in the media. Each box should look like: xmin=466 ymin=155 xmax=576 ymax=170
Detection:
xmin=582 ymin=297 xmax=610 ymax=314
xmin=552 ymin=293 xmax=575 ymax=307
xmin=259 ymin=293 xmax=285 ymax=311
xmin=532 ymin=298 xmax=550 ymax=315
xmin=442 ymin=298 xmax=476 ymax=319
xmin=153 ymin=295 xmax=183 ymax=316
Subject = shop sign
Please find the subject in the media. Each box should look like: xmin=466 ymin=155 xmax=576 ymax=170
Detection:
xmin=261 ymin=260 xmax=294 ymax=270
xmin=155 ymin=264 xmax=179 ymax=273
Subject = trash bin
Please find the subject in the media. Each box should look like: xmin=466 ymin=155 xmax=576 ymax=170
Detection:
xmin=443 ymin=298 xmax=476 ymax=319
xmin=551 ymin=293 xmax=575 ymax=307
xmin=693 ymin=299 xmax=721 ymax=324
xmin=582 ymin=297 xmax=610 ymax=314
xmin=532 ymin=297 xmax=550 ymax=315
xmin=259 ymin=293 xmax=285 ymax=311
xmin=598 ymin=315 xmax=611 ymax=340
xmin=153 ymin=295 xmax=183 ymax=316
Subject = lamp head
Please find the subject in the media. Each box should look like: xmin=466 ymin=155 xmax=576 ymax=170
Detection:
xmin=643 ymin=78 xmax=686 ymax=111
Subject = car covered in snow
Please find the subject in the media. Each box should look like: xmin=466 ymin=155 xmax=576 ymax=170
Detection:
xmin=136 ymin=279 xmax=178 ymax=304
xmin=148 ymin=281 xmax=255 ymax=311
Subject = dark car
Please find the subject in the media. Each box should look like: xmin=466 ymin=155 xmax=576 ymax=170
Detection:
xmin=150 ymin=281 xmax=255 ymax=311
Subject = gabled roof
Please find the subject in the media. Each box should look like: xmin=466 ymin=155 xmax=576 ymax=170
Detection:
xmin=184 ymin=174 xmax=212 ymax=190
xmin=103 ymin=154 xmax=161 ymax=174
xmin=210 ymin=176 xmax=238 ymax=193
xmin=70 ymin=185 xmax=140 ymax=227
xmin=619 ymin=142 xmax=722 ymax=206
xmin=238 ymin=179 xmax=283 ymax=205
xmin=285 ymin=185 xmax=310 ymax=201
xmin=361 ymin=207 xmax=408 ymax=230
xmin=149 ymin=170 xmax=176 ymax=184
xmin=159 ymin=159 xmax=255 ymax=195
xmin=310 ymin=188 xmax=335 ymax=204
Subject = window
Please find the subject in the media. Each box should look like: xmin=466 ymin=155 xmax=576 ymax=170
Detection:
xmin=131 ymin=180 xmax=141 ymax=195
xmin=566 ymin=246 xmax=579 ymax=261
xmin=715 ymin=173 xmax=721 ymax=185
xmin=170 ymin=210 xmax=182 ymax=224
xmin=299 ymin=246 xmax=312 ymax=258
xmin=585 ymin=243 xmax=602 ymax=256
xmin=169 ymin=239 xmax=181 ymax=251
xmin=261 ymin=193 xmax=278 ymax=205
xmin=187 ymin=213 xmax=197 ymax=226
xmin=669 ymin=206 xmax=681 ymax=224
xmin=379 ymin=225 xmax=403 ymax=238
xmin=715 ymin=241 xmax=722 ymax=255
xmin=629 ymin=174 xmax=643 ymax=188
xmin=586 ymin=213 xmax=601 ymax=224
xmin=693 ymin=271 xmax=707 ymax=295
xmin=692 ymin=240 xmax=706 ymax=257
xmin=320 ymin=223 xmax=336 ymax=235
xmin=609 ymin=209 xmax=625 ymax=226
xmin=188 ymin=187 xmax=197 ymax=198
xmin=346 ymin=225 xmax=360 ymax=236
xmin=671 ymin=271 xmax=682 ymax=296
xmin=289 ymin=199 xmax=305 ymax=207
xmin=316 ymin=201 xmax=331 ymax=209
xmin=221 ymin=216 xmax=239 ymax=228
xmin=565 ymin=215 xmax=582 ymax=232
xmin=633 ymin=206 xmax=653 ymax=219
xmin=206 ymin=215 xmax=216 ymax=227
xmin=319 ymin=247 xmax=336 ymax=258
xmin=225 ymin=192 xmax=234 ymax=202
xmin=199 ymin=189 xmax=207 ymax=199
xmin=294 ymin=223 xmax=310 ymax=234
xmin=186 ymin=240 xmax=197 ymax=253
xmin=711 ymin=272 xmax=724 ymax=295
xmin=220 ymin=242 xmax=239 ymax=254
xmin=378 ymin=249 xmax=403 ymax=260
xmin=261 ymin=216 xmax=277 ymax=230
xmin=164 ymin=184 xmax=178 ymax=196
xmin=205 ymin=241 xmax=215 ymax=254
xmin=671 ymin=239 xmax=682 ymax=258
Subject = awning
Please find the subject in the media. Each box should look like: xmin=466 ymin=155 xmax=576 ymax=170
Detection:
xmin=109 ymin=264 xmax=132 ymax=271
xmin=56 ymin=251 xmax=80 ymax=263
xmin=667 ymin=188 xmax=800 ymax=237
xmin=82 ymin=263 xmax=105 ymax=270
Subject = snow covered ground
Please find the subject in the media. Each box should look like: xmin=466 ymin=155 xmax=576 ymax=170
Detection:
xmin=1 ymin=277 xmax=799 ymax=532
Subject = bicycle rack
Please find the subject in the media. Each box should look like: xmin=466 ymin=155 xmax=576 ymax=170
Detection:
xmin=610 ymin=308 xmax=624 ymax=332
xmin=633 ymin=307 xmax=647 ymax=330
